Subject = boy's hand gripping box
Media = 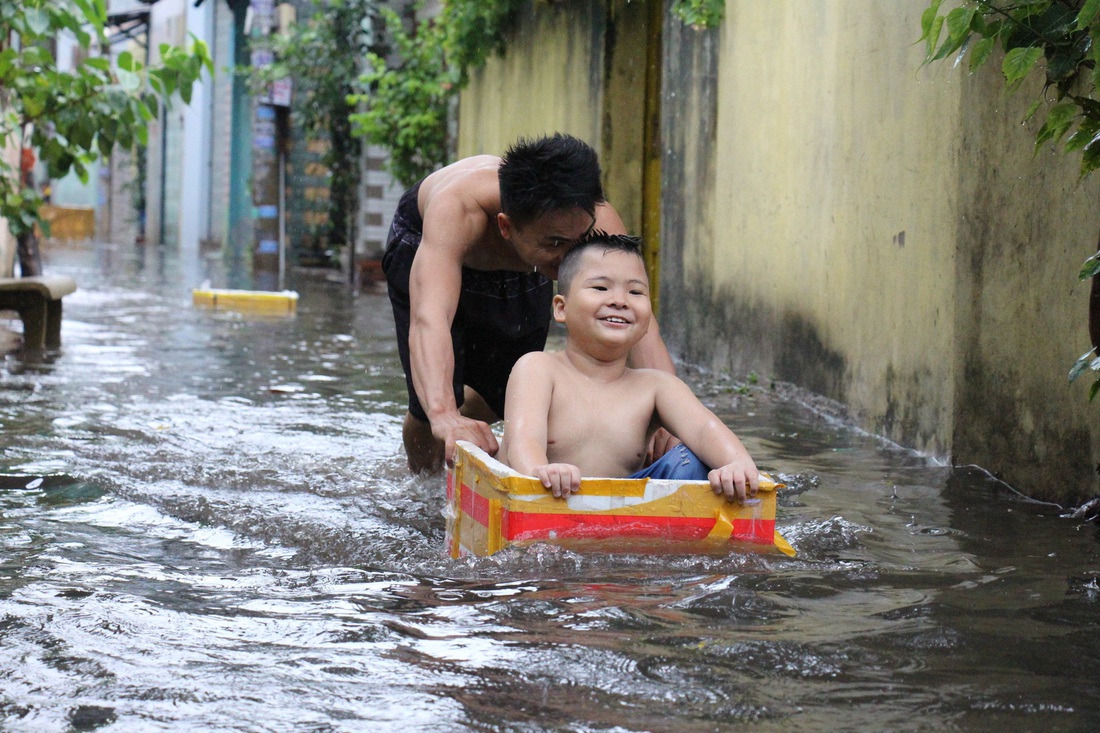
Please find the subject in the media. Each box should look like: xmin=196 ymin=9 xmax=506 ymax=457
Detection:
xmin=445 ymin=441 xmax=795 ymax=557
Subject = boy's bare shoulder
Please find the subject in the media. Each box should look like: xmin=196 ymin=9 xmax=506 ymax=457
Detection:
xmin=513 ymin=350 xmax=562 ymax=372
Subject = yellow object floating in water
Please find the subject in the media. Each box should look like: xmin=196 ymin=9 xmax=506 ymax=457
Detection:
xmin=192 ymin=288 xmax=298 ymax=315
xmin=446 ymin=441 xmax=796 ymax=558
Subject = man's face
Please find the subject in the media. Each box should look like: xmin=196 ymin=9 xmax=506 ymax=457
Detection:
xmin=499 ymin=207 xmax=597 ymax=279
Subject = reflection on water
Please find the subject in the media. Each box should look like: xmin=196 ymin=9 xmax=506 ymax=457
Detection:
xmin=2 ymin=241 xmax=1098 ymax=732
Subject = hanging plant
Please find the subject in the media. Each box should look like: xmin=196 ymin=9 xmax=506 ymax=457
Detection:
xmin=671 ymin=0 xmax=725 ymax=30
xmin=350 ymin=0 xmax=525 ymax=186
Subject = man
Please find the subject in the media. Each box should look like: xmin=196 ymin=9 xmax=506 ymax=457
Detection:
xmin=382 ymin=133 xmax=675 ymax=473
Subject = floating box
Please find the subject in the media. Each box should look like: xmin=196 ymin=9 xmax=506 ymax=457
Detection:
xmin=446 ymin=441 xmax=795 ymax=557
xmin=192 ymin=288 xmax=298 ymax=315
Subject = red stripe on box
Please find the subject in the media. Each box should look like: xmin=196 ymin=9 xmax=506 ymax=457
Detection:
xmin=733 ymin=518 xmax=777 ymax=543
xmin=504 ymin=510 xmax=774 ymax=545
xmin=460 ymin=483 xmax=491 ymax=527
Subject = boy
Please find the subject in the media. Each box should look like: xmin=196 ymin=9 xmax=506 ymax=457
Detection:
xmin=500 ymin=232 xmax=760 ymax=502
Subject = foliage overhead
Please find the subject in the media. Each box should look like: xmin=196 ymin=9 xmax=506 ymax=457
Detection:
xmin=920 ymin=1 xmax=1100 ymax=400
xmin=919 ymin=0 xmax=1100 ymax=178
xmin=0 ymin=0 xmax=211 ymax=238
xmin=671 ymin=0 xmax=725 ymax=30
xmin=349 ymin=0 xmax=525 ymax=187
xmin=351 ymin=0 xmax=726 ymax=188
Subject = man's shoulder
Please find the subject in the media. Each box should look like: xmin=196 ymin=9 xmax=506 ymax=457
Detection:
xmin=425 ymin=157 xmax=501 ymax=202
xmin=421 ymin=163 xmax=501 ymax=229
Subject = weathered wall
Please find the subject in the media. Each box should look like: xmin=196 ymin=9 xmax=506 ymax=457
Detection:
xmin=457 ymin=0 xmax=1100 ymax=504
xmin=663 ymin=2 xmax=961 ymax=457
xmin=456 ymin=0 xmax=650 ymax=235
xmin=953 ymin=66 xmax=1100 ymax=503
xmin=457 ymin=3 xmax=604 ymax=159
xmin=660 ymin=0 xmax=1099 ymax=503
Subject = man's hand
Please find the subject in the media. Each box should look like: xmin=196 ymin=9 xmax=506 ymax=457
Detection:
xmin=432 ymin=412 xmax=499 ymax=467
xmin=708 ymin=459 xmax=760 ymax=504
xmin=534 ymin=463 xmax=582 ymax=498
xmin=645 ymin=428 xmax=682 ymax=466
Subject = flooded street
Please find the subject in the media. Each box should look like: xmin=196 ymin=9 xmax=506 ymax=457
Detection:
xmin=2 ymin=240 xmax=1099 ymax=732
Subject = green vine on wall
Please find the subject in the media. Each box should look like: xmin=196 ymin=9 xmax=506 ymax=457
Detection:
xmin=351 ymin=0 xmax=725 ymax=187
xmin=349 ymin=0 xmax=525 ymax=187
xmin=671 ymin=0 xmax=725 ymax=30
xmin=919 ymin=0 xmax=1100 ymax=401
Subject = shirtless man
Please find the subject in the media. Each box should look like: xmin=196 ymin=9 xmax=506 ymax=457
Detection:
xmin=500 ymin=232 xmax=760 ymax=502
xmin=382 ymin=133 xmax=675 ymax=473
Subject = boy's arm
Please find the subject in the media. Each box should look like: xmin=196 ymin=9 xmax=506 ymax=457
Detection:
xmin=652 ymin=373 xmax=759 ymax=502
xmin=502 ymin=354 xmax=582 ymax=497
xmin=409 ymin=195 xmax=499 ymax=463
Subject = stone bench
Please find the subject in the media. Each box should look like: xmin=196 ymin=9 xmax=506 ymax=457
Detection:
xmin=0 ymin=275 xmax=78 ymax=350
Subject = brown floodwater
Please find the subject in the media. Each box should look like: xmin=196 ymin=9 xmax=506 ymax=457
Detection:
xmin=1 ymin=240 xmax=1098 ymax=732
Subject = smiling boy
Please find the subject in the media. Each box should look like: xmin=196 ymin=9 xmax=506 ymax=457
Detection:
xmin=500 ymin=232 xmax=760 ymax=502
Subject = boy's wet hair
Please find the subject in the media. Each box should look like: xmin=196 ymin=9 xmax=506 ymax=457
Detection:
xmin=498 ymin=133 xmax=605 ymax=227
xmin=556 ymin=230 xmax=645 ymax=295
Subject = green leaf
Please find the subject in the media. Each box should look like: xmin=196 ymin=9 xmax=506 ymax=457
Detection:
xmin=1035 ymin=101 xmax=1078 ymax=146
xmin=21 ymin=92 xmax=46 ymax=119
xmin=923 ymin=14 xmax=946 ymax=60
xmin=1065 ymin=116 xmax=1100 ymax=152
xmin=1024 ymin=98 xmax=1043 ymax=122
xmin=1080 ymin=251 xmax=1100 ymax=280
xmin=118 ymin=51 xmax=134 ymax=72
xmin=69 ymin=118 xmax=95 ymax=151
xmin=97 ymin=133 xmax=113 ymax=159
xmin=24 ymin=7 xmax=50 ymax=36
xmin=117 ymin=67 xmax=141 ymax=93
xmin=1079 ymin=0 xmax=1100 ymax=30
xmin=946 ymin=6 xmax=976 ymax=41
xmin=1002 ymin=46 xmax=1043 ymax=88
xmin=1070 ymin=349 xmax=1096 ymax=381
xmin=920 ymin=0 xmax=945 ymax=42
xmin=969 ymin=36 xmax=996 ymax=72
xmin=1090 ymin=378 xmax=1100 ymax=400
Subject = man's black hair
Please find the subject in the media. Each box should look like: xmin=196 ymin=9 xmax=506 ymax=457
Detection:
xmin=498 ymin=133 xmax=605 ymax=227
xmin=556 ymin=230 xmax=645 ymax=294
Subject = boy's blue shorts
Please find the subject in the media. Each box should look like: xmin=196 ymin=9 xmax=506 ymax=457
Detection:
xmin=627 ymin=444 xmax=710 ymax=481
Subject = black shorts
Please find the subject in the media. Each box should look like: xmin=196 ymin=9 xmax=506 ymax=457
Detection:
xmin=382 ymin=192 xmax=553 ymax=423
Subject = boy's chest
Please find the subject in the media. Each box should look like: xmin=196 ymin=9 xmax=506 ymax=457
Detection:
xmin=545 ymin=377 xmax=657 ymax=472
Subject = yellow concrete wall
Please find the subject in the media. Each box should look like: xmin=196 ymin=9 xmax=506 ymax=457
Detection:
xmin=661 ymin=0 xmax=1100 ymax=502
xmin=708 ymin=1 xmax=961 ymax=451
xmin=457 ymin=1 xmax=651 ymax=236
xmin=456 ymin=0 xmax=1100 ymax=503
xmin=457 ymin=4 xmax=603 ymax=163
xmin=951 ymin=65 xmax=1100 ymax=501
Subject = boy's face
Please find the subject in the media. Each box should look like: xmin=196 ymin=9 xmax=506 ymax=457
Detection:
xmin=553 ymin=247 xmax=652 ymax=356
xmin=497 ymin=207 xmax=597 ymax=279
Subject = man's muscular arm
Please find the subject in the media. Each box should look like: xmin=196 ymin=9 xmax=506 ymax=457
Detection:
xmin=409 ymin=194 xmax=498 ymax=464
